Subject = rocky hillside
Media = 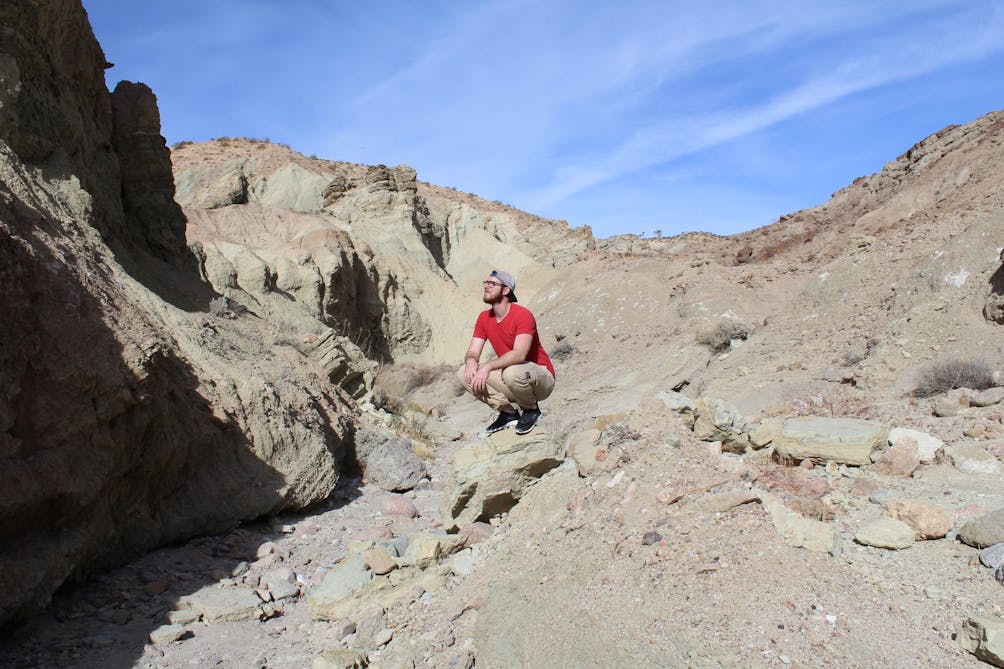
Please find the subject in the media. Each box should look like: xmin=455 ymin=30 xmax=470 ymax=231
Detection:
xmin=5 ymin=1 xmax=1004 ymax=666
xmin=171 ymin=139 xmax=592 ymax=366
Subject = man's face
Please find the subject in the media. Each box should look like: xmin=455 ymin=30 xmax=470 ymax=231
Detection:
xmin=482 ymin=276 xmax=506 ymax=304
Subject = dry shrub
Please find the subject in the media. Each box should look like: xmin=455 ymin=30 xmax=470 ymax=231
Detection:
xmin=912 ymin=358 xmax=995 ymax=397
xmin=696 ymin=320 xmax=749 ymax=353
xmin=550 ymin=341 xmax=575 ymax=362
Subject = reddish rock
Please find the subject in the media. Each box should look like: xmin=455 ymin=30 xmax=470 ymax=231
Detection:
xmin=458 ymin=522 xmax=494 ymax=546
xmin=759 ymin=467 xmax=830 ymax=499
xmin=143 ymin=581 xmax=169 ymax=596
xmin=871 ymin=438 xmax=920 ymax=477
xmin=381 ymin=495 xmax=419 ymax=518
xmin=850 ymin=478 xmax=881 ymax=497
xmin=363 ymin=547 xmax=398 ymax=575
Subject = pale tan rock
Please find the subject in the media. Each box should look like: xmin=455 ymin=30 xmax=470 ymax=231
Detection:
xmin=748 ymin=418 xmax=782 ymax=448
xmin=854 ymin=518 xmax=915 ymax=550
xmin=883 ymin=499 xmax=955 ymax=539
xmin=774 ymin=417 xmax=887 ymax=466
xmin=149 ymin=623 xmax=186 ymax=645
xmin=761 ymin=494 xmax=842 ymax=557
xmin=442 ymin=430 xmax=564 ymax=529
xmin=364 ymin=547 xmax=399 ymax=575
xmin=400 ymin=532 xmax=464 ymax=568
xmin=312 ymin=648 xmax=368 ymax=669
xmin=973 ymin=387 xmax=1004 ymax=407
xmin=960 ymin=617 xmax=1004 ymax=667
xmin=566 ymin=429 xmax=606 ymax=476
xmin=177 ymin=587 xmax=264 ymax=624
xmin=948 ymin=443 xmax=999 ymax=475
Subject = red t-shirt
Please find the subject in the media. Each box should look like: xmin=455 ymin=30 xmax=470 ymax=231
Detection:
xmin=473 ymin=304 xmax=555 ymax=378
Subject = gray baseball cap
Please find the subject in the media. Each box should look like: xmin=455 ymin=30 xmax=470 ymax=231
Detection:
xmin=490 ymin=270 xmax=517 ymax=302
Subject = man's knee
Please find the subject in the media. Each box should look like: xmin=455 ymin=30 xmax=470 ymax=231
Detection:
xmin=501 ymin=365 xmax=529 ymax=388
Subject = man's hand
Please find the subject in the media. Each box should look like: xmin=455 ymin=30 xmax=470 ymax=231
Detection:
xmin=463 ymin=357 xmax=479 ymax=386
xmin=471 ymin=363 xmax=492 ymax=395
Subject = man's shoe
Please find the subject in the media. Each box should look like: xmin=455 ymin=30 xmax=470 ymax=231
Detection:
xmin=515 ymin=405 xmax=541 ymax=435
xmin=485 ymin=410 xmax=519 ymax=434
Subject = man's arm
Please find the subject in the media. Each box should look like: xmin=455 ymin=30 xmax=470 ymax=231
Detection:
xmin=470 ymin=334 xmax=532 ymax=394
xmin=464 ymin=337 xmax=486 ymax=386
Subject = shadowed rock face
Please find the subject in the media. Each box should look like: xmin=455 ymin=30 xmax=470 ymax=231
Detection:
xmin=0 ymin=0 xmax=356 ymax=627
xmin=111 ymin=80 xmax=189 ymax=262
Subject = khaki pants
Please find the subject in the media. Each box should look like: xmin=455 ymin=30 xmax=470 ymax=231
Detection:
xmin=456 ymin=362 xmax=555 ymax=412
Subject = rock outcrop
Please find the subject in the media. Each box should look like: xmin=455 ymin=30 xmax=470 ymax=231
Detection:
xmin=0 ymin=0 xmax=356 ymax=627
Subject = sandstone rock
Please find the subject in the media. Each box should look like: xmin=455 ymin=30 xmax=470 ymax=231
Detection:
xmin=973 ymin=387 xmax=1004 ymax=407
xmin=364 ymin=547 xmax=398 ymax=576
xmin=149 ymin=623 xmax=187 ymax=645
xmin=850 ymin=478 xmax=881 ymax=497
xmin=655 ymin=390 xmax=695 ymax=413
xmin=565 ymin=429 xmax=607 ymax=476
xmin=381 ymin=495 xmax=419 ymax=518
xmin=934 ymin=390 xmax=971 ymax=417
xmin=960 ymin=617 xmax=1004 ymax=667
xmin=399 ymin=532 xmax=464 ymax=568
xmin=761 ymin=494 xmax=842 ymax=557
xmin=854 ymin=518 xmax=915 ymax=549
xmin=748 ymin=418 xmax=782 ymax=448
xmin=947 ymin=443 xmax=999 ymax=475
xmin=306 ymin=555 xmax=373 ymax=619
xmin=312 ymin=648 xmax=368 ymax=669
xmin=883 ymin=499 xmax=955 ymax=539
xmin=458 ymin=522 xmax=493 ymax=546
xmin=870 ymin=438 xmax=920 ymax=476
xmin=980 ymin=544 xmax=1004 ymax=570
xmin=758 ymin=467 xmax=830 ymax=498
xmin=774 ymin=417 xmax=886 ymax=466
xmin=693 ymin=398 xmax=749 ymax=452
xmin=166 ymin=609 xmax=201 ymax=625
xmin=262 ymin=568 xmax=300 ymax=601
xmin=450 ymin=548 xmax=478 ymax=576
xmin=685 ymin=490 xmax=761 ymax=514
xmin=177 ymin=587 xmax=264 ymax=623
xmin=363 ymin=439 xmax=427 ymax=492
xmin=959 ymin=509 xmax=1004 ymax=548
xmin=441 ymin=430 xmax=564 ymax=530
xmin=888 ymin=427 xmax=944 ymax=463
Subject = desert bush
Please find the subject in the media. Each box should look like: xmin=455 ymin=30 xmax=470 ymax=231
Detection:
xmin=550 ymin=341 xmax=575 ymax=362
xmin=696 ymin=320 xmax=749 ymax=353
xmin=912 ymin=357 xmax=996 ymax=397
xmin=171 ymin=140 xmax=194 ymax=149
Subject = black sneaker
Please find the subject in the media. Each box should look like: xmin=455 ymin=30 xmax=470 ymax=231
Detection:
xmin=485 ymin=410 xmax=519 ymax=434
xmin=515 ymin=405 xmax=541 ymax=435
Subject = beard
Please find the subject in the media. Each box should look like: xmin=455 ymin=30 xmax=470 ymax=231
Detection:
xmin=482 ymin=292 xmax=503 ymax=305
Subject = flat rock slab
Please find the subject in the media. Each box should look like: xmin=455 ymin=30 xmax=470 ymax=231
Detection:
xmin=306 ymin=555 xmax=373 ymax=619
xmin=442 ymin=429 xmax=563 ymax=530
xmin=761 ymin=494 xmax=841 ymax=557
xmin=973 ymin=387 xmax=1004 ymax=407
xmin=149 ymin=623 xmax=187 ymax=645
xmin=960 ymin=509 xmax=1004 ymax=548
xmin=884 ymin=499 xmax=955 ymax=540
xmin=960 ymin=617 xmax=1004 ymax=667
xmin=855 ymin=518 xmax=914 ymax=550
xmin=177 ymin=587 xmax=264 ymax=623
xmin=948 ymin=444 xmax=1000 ymax=475
xmin=775 ymin=417 xmax=887 ymax=466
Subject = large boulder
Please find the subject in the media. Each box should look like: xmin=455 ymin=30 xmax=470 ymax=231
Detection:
xmin=442 ymin=430 xmax=564 ymax=530
xmin=774 ymin=417 xmax=887 ymax=466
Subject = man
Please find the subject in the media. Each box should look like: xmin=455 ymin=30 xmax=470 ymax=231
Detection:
xmin=458 ymin=270 xmax=555 ymax=435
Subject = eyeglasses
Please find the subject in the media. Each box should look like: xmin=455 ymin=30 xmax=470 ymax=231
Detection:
xmin=482 ymin=281 xmax=504 ymax=288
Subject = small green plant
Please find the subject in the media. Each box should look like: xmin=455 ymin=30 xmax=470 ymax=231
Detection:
xmin=912 ymin=357 xmax=996 ymax=397
xmin=696 ymin=320 xmax=749 ymax=353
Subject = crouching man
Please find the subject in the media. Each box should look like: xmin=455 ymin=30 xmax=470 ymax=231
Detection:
xmin=457 ymin=270 xmax=555 ymax=435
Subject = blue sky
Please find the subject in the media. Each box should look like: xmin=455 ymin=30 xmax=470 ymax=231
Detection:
xmin=83 ymin=1 xmax=1004 ymax=239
